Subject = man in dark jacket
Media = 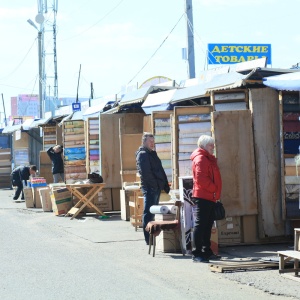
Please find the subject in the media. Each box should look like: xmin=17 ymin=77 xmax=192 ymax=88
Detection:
xmin=11 ymin=165 xmax=37 ymax=201
xmin=47 ymin=145 xmax=64 ymax=183
xmin=136 ymin=132 xmax=170 ymax=245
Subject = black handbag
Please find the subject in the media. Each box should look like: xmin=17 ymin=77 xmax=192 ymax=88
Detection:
xmin=214 ymin=201 xmax=225 ymax=220
xmin=88 ymin=173 xmax=103 ymax=183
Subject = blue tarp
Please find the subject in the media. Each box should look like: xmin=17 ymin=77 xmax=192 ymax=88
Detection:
xmin=263 ymin=71 xmax=300 ymax=91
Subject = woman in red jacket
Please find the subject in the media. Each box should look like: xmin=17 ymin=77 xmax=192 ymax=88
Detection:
xmin=191 ymin=135 xmax=222 ymax=263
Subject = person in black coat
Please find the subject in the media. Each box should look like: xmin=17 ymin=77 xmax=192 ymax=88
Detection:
xmin=11 ymin=165 xmax=37 ymax=201
xmin=47 ymin=145 xmax=64 ymax=183
xmin=136 ymin=132 xmax=170 ymax=245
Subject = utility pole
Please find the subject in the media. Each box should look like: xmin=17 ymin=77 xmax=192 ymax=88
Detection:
xmin=1 ymin=94 xmax=7 ymax=126
xmin=38 ymin=30 xmax=43 ymax=118
xmin=185 ymin=0 xmax=196 ymax=78
xmin=89 ymin=82 xmax=94 ymax=107
xmin=76 ymin=64 xmax=81 ymax=103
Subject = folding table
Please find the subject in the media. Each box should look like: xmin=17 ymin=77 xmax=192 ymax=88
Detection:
xmin=65 ymin=183 xmax=106 ymax=219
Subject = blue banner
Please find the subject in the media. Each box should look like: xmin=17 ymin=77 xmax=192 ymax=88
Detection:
xmin=208 ymin=43 xmax=271 ymax=65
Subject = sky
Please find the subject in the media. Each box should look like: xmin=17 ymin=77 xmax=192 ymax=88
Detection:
xmin=0 ymin=0 xmax=300 ymax=117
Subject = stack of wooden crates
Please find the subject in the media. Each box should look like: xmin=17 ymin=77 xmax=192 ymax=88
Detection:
xmin=0 ymin=149 xmax=11 ymax=188
xmin=282 ymin=91 xmax=300 ymax=220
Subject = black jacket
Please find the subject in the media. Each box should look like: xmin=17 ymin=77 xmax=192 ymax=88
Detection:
xmin=11 ymin=166 xmax=31 ymax=184
xmin=47 ymin=146 xmax=64 ymax=174
xmin=136 ymin=146 xmax=170 ymax=193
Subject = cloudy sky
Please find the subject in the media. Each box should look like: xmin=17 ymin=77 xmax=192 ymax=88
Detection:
xmin=0 ymin=0 xmax=299 ymax=116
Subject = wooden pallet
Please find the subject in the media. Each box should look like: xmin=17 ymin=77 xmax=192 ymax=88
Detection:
xmin=209 ymin=260 xmax=278 ymax=273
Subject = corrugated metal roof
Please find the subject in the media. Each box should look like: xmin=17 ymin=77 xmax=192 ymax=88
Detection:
xmin=83 ymin=99 xmax=114 ymax=117
xmin=142 ymin=89 xmax=176 ymax=114
xmin=2 ymin=124 xmax=22 ymax=134
xmin=29 ymin=116 xmax=53 ymax=128
xmin=171 ymin=85 xmax=207 ymax=104
xmin=119 ymin=85 xmax=175 ymax=107
xmin=2 ymin=119 xmax=35 ymax=133
xmin=205 ymin=71 xmax=252 ymax=92
xmin=120 ymin=86 xmax=151 ymax=107
xmin=101 ymin=106 xmax=120 ymax=114
xmin=263 ymin=71 xmax=300 ymax=91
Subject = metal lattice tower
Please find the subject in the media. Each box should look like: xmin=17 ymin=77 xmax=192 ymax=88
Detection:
xmin=37 ymin=0 xmax=58 ymax=115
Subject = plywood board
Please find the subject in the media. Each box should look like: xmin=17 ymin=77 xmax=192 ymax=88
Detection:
xmin=120 ymin=134 xmax=142 ymax=171
xmin=212 ymin=110 xmax=258 ymax=216
xmin=99 ymin=114 xmax=122 ymax=188
xmin=143 ymin=115 xmax=152 ymax=133
xmin=119 ymin=113 xmax=144 ymax=134
xmin=14 ymin=132 xmax=28 ymax=148
xmin=249 ymin=88 xmax=285 ymax=238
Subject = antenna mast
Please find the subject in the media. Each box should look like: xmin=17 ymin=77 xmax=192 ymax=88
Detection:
xmin=37 ymin=0 xmax=59 ymax=116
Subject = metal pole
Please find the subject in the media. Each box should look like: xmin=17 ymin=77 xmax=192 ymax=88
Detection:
xmin=38 ymin=31 xmax=43 ymax=118
xmin=76 ymin=64 xmax=81 ymax=103
xmin=1 ymin=93 xmax=7 ymax=126
xmin=185 ymin=0 xmax=196 ymax=79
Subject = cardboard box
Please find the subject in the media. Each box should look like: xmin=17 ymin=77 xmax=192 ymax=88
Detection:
xmin=112 ymin=188 xmax=121 ymax=211
xmin=50 ymin=188 xmax=71 ymax=201
xmin=217 ymin=216 xmax=242 ymax=245
xmin=50 ymin=187 xmax=72 ymax=215
xmin=242 ymin=215 xmax=258 ymax=243
xmin=156 ymin=230 xmax=181 ymax=253
xmin=94 ymin=189 xmax=112 ymax=211
xmin=39 ymin=187 xmax=52 ymax=212
xmin=51 ymin=195 xmax=72 ymax=216
xmin=32 ymin=187 xmax=43 ymax=208
xmin=24 ymin=188 xmax=34 ymax=208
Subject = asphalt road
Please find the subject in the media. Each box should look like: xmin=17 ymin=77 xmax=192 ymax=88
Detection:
xmin=0 ymin=189 xmax=299 ymax=300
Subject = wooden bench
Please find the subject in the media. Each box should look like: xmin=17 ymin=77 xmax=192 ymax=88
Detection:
xmin=278 ymin=228 xmax=300 ymax=275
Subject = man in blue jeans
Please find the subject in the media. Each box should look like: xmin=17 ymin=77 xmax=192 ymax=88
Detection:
xmin=136 ymin=133 xmax=170 ymax=245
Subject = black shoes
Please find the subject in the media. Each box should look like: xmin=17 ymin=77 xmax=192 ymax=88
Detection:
xmin=192 ymin=256 xmax=209 ymax=263
xmin=208 ymin=254 xmax=221 ymax=260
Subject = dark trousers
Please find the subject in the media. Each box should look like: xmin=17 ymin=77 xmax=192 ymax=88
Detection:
xmin=12 ymin=181 xmax=24 ymax=200
xmin=142 ymin=187 xmax=161 ymax=244
xmin=192 ymin=198 xmax=215 ymax=257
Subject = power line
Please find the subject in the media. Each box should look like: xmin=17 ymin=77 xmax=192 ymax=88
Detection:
xmin=59 ymin=0 xmax=125 ymax=42
xmin=126 ymin=13 xmax=185 ymax=87
xmin=0 ymin=38 xmax=37 ymax=81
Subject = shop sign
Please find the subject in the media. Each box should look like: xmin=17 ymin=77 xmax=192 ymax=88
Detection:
xmin=208 ymin=43 xmax=272 ymax=65
xmin=72 ymin=102 xmax=81 ymax=112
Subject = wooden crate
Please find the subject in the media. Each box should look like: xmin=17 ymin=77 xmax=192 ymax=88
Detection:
xmin=86 ymin=117 xmax=100 ymax=174
xmin=0 ymin=148 xmax=11 ymax=188
xmin=129 ymin=191 xmax=143 ymax=230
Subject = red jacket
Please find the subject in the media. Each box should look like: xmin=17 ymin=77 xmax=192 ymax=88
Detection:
xmin=190 ymin=148 xmax=222 ymax=202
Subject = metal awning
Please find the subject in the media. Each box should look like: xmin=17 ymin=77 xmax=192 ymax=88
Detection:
xmin=2 ymin=119 xmax=34 ymax=133
xmin=2 ymin=124 xmax=22 ymax=134
xmin=238 ymin=67 xmax=299 ymax=80
xmin=29 ymin=116 xmax=53 ymax=128
xmin=205 ymin=71 xmax=254 ymax=92
xmin=119 ymin=85 xmax=175 ymax=107
xmin=263 ymin=71 xmax=300 ymax=91
xmin=101 ymin=106 xmax=120 ymax=114
xmin=142 ymin=89 xmax=177 ymax=114
xmin=171 ymin=85 xmax=207 ymax=104
xmin=83 ymin=99 xmax=114 ymax=118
